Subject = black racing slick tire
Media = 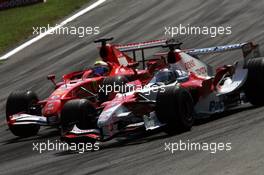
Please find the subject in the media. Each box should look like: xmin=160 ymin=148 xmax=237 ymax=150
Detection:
xmin=60 ymin=99 xmax=97 ymax=144
xmin=60 ymin=99 xmax=97 ymax=131
xmin=6 ymin=91 xmax=40 ymax=137
xmin=156 ymin=86 xmax=194 ymax=135
xmin=98 ymin=75 xmax=129 ymax=102
xmin=245 ymin=57 xmax=264 ymax=106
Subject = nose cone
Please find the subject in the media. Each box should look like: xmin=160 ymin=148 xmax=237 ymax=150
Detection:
xmin=43 ymin=100 xmax=61 ymax=116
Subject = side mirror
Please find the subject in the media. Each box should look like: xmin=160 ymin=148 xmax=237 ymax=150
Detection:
xmin=47 ymin=74 xmax=56 ymax=86
xmin=47 ymin=74 xmax=55 ymax=80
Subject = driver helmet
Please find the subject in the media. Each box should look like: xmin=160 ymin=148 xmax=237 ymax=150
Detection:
xmin=93 ymin=61 xmax=110 ymax=75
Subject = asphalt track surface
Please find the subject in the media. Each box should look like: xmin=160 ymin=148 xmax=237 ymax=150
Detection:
xmin=1 ymin=0 xmax=264 ymax=174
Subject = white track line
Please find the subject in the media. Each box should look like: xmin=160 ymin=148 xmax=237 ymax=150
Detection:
xmin=0 ymin=0 xmax=106 ymax=60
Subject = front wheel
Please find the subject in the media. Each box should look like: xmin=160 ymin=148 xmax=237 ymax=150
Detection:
xmin=155 ymin=87 xmax=194 ymax=135
xmin=61 ymin=99 xmax=97 ymax=130
xmin=6 ymin=91 xmax=40 ymax=137
xmin=60 ymin=99 xmax=97 ymax=144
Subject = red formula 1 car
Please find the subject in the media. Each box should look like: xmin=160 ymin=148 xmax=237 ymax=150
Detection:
xmin=5 ymin=38 xmax=167 ymax=137
xmin=61 ymin=40 xmax=264 ymax=144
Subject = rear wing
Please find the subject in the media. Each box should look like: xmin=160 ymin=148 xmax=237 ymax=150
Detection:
xmin=115 ymin=39 xmax=167 ymax=69
xmin=115 ymin=39 xmax=167 ymax=52
xmin=184 ymin=43 xmax=247 ymax=55
xmin=155 ymin=42 xmax=260 ymax=65
xmin=184 ymin=42 xmax=260 ymax=64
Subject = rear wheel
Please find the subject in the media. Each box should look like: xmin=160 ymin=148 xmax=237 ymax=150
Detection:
xmin=6 ymin=91 xmax=41 ymax=137
xmin=156 ymin=87 xmax=194 ymax=135
xmin=245 ymin=57 xmax=264 ymax=106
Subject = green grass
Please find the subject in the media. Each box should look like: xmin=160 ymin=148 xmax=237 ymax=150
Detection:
xmin=0 ymin=0 xmax=90 ymax=55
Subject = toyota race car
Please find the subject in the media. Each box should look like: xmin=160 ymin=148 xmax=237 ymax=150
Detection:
xmin=5 ymin=38 xmax=167 ymax=137
xmin=60 ymin=40 xmax=264 ymax=144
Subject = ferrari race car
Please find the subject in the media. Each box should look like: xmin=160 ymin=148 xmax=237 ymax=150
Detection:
xmin=5 ymin=38 xmax=167 ymax=137
xmin=61 ymin=40 xmax=264 ymax=144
